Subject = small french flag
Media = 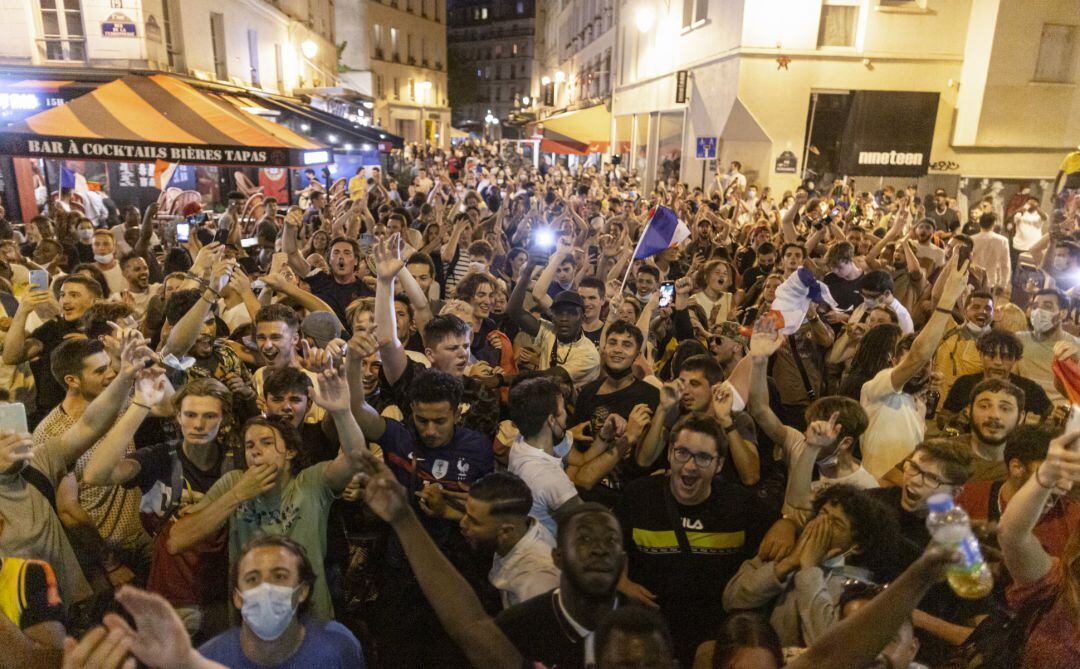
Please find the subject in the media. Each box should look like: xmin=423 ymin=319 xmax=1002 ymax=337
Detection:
xmin=153 ymin=159 xmax=180 ymax=190
xmin=633 ymin=205 xmax=691 ymax=260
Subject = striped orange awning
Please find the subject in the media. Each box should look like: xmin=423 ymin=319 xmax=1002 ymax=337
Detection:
xmin=0 ymin=74 xmax=330 ymax=167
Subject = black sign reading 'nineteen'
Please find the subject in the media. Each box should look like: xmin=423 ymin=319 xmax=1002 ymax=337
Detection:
xmin=0 ymin=133 xmax=312 ymax=167
xmin=836 ymin=91 xmax=940 ymax=177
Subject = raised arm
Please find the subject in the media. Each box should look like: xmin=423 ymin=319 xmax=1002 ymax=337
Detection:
xmin=162 ymin=262 xmax=233 ymax=357
xmin=712 ymin=384 xmax=760 ymax=486
xmin=52 ymin=333 xmax=152 ymax=469
xmin=396 ymin=264 xmax=433 ymax=335
xmin=507 ymin=257 xmax=542 ymax=337
xmin=344 ymin=331 xmax=388 ymax=442
xmin=356 ymin=450 xmax=523 ymax=669
xmin=3 ymin=290 xmax=49 ymax=364
xmin=746 ymin=316 xmax=788 ymax=446
xmin=634 ymin=380 xmax=681 ymax=468
xmin=891 ymin=255 xmax=969 ymax=390
xmin=280 ymin=206 xmax=312 ymax=277
xmin=998 ymin=431 xmax=1080 ymax=585
xmin=263 ymin=274 xmax=341 ymax=326
xmin=82 ymin=368 xmax=167 ymax=486
xmin=166 ymin=464 xmax=278 ymax=554
xmin=441 ymin=215 xmax=469 ymax=265
xmin=304 ymin=348 xmax=370 ymax=492
xmin=781 ymin=192 xmax=805 ymax=243
xmin=531 ymin=241 xmax=574 ymax=311
xmin=372 ymin=233 xmax=410 ymax=385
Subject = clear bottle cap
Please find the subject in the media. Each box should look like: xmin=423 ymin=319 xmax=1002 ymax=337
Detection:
xmin=927 ymin=493 xmax=955 ymax=513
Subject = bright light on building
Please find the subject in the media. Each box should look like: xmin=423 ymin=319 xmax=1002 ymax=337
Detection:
xmin=554 ymin=71 xmax=566 ymax=83
xmin=300 ymin=123 xmax=310 ymax=132
xmin=521 ymin=96 xmax=530 ymax=105
xmin=635 ymin=4 xmax=655 ymax=33
xmin=301 ymin=40 xmax=319 ymax=59
xmin=362 ymin=101 xmax=375 ymax=109
xmin=344 ymin=143 xmax=353 ymax=151
xmin=541 ymin=76 xmax=551 ymax=86
xmin=327 ymin=133 xmax=338 ymax=143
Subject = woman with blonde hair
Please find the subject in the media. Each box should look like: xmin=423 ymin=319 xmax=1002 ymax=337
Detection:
xmin=692 ymin=258 xmax=736 ymax=325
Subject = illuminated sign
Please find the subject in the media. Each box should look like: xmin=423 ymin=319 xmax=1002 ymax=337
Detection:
xmin=0 ymin=93 xmax=40 ymax=111
xmin=303 ymin=150 xmax=331 ymax=165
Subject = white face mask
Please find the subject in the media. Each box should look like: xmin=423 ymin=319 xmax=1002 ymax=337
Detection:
xmin=1030 ymin=308 xmax=1056 ymax=334
xmin=94 ymin=253 xmax=114 ymax=264
xmin=821 ymin=546 xmax=856 ymax=570
xmin=1052 ymin=257 xmax=1068 ymax=271
xmin=553 ymin=429 xmax=574 ymax=459
xmin=862 ymin=296 xmax=882 ymax=309
xmin=965 ymin=321 xmax=991 ymax=337
xmin=77 ymin=229 xmax=94 ymax=242
xmin=239 ymin=583 xmax=298 ymax=641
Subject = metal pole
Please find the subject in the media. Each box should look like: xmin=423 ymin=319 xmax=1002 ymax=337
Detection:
xmin=802 ymin=92 xmax=818 ymax=182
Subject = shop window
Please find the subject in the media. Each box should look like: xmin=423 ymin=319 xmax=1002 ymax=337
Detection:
xmin=1034 ymin=24 xmax=1076 ymax=83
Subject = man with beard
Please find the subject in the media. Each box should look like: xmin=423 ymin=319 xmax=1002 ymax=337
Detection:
xmin=957 ymin=425 xmax=1080 ymax=559
xmin=282 ymin=206 xmax=372 ymax=330
xmin=865 ymin=440 xmax=980 ymax=663
xmin=508 ymin=257 xmax=600 ymax=389
xmin=912 ymin=218 xmax=945 ymax=269
xmin=82 ymin=377 xmax=234 ymax=636
xmin=941 ymin=330 xmax=1049 ymax=422
xmin=932 ymin=290 xmax=995 ymax=405
xmin=1016 ymin=289 xmax=1080 ymax=407
xmin=458 ymin=472 xmax=560 ymax=609
xmin=118 ymin=252 xmax=160 ymax=320
xmin=5 ymin=275 xmax=101 ymax=428
xmin=496 ymin=503 xmax=626 ymax=668
xmin=617 ymin=413 xmax=773 ymax=665
xmin=0 ymin=335 xmax=147 ymax=616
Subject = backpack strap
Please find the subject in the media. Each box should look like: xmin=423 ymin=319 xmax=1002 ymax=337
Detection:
xmin=21 ymin=466 xmax=56 ymax=511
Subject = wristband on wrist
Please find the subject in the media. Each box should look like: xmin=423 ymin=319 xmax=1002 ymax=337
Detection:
xmin=934 ymin=306 xmax=953 ymax=315
xmin=131 ymin=400 xmax=152 ymax=411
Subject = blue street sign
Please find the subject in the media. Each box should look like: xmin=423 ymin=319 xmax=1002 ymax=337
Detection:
xmin=696 ymin=136 xmax=717 ymax=159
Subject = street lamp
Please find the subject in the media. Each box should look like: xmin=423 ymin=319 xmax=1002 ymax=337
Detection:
xmin=521 ymin=95 xmax=530 ymax=106
xmin=301 ymin=39 xmax=319 ymax=59
xmin=554 ymin=70 xmax=566 ymax=83
xmin=541 ymin=76 xmax=551 ymax=86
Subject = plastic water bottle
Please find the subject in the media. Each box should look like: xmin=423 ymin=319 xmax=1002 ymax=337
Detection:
xmin=925 ymin=493 xmax=993 ymax=599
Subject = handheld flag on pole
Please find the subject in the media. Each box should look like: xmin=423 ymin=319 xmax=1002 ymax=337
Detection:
xmin=633 ymin=205 xmax=691 ymax=260
xmin=153 ymin=160 xmax=180 ymax=190
xmin=59 ymin=166 xmax=76 ymax=190
xmin=619 ymin=205 xmax=691 ymax=293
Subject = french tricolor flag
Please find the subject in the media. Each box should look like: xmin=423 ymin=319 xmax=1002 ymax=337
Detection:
xmin=633 ymin=205 xmax=691 ymax=259
xmin=153 ymin=159 xmax=180 ymax=190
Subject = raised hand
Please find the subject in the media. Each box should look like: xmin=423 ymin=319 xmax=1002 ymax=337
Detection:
xmin=625 ymin=403 xmax=654 ymax=444
xmin=355 ymin=448 xmax=411 ymax=524
xmin=711 ymin=384 xmax=735 ymax=427
xmin=673 ymin=276 xmax=694 ymax=311
xmin=299 ymin=340 xmax=333 ymax=375
xmin=189 ymin=242 xmax=223 ymax=277
xmin=1035 ymin=430 xmax=1080 ymax=491
xmin=105 ymin=586 xmax=208 ymax=669
xmin=117 ymin=332 xmax=154 ymax=379
xmin=598 ymin=413 xmax=628 ymax=444
xmin=283 ymin=205 xmax=303 ymax=229
xmin=659 ymin=378 xmax=685 ymax=412
xmin=937 ymin=253 xmax=971 ymax=311
xmin=798 ymin=514 xmax=836 ymax=570
xmin=208 ymin=258 xmax=236 ymax=294
xmin=223 ymin=371 xmax=255 ymax=401
xmin=373 ymin=232 xmax=405 ymax=281
xmin=62 ymin=626 xmax=134 ymax=669
xmin=348 ymin=330 xmax=379 ymax=360
xmin=749 ymin=314 xmax=784 ymax=359
xmin=804 ymin=411 xmax=842 ymax=450
xmin=133 ymin=367 xmax=169 ymax=407
xmin=311 ymin=356 xmax=351 ymax=413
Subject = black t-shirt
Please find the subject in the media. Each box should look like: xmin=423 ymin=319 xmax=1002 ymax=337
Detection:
xmin=823 ymin=272 xmax=863 ymax=311
xmin=304 ymin=271 xmax=373 ymax=332
xmin=942 ymin=372 xmax=1051 ymax=417
xmin=127 ymin=440 xmax=225 ymax=496
xmin=616 ymin=475 xmax=775 ymax=664
xmin=27 ymin=317 xmax=82 ymax=427
xmin=582 ymin=323 xmax=603 ymax=348
xmin=496 ymin=590 xmax=619 ymax=669
xmin=572 ymin=379 xmax=659 ymax=436
xmin=741 ymin=264 xmax=773 ymax=291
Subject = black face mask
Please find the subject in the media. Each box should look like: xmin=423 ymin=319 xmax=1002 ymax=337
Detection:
xmin=602 ymin=362 xmax=633 ymax=381
xmin=758 ymin=263 xmax=774 ymax=273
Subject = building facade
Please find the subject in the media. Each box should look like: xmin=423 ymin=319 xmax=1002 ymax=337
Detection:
xmin=611 ymin=0 xmax=1078 ymax=197
xmin=0 ymin=0 xmax=337 ymax=95
xmin=447 ymin=0 xmax=536 ymax=135
xmin=337 ymin=0 xmax=451 ymax=146
xmin=534 ymin=0 xmax=614 ymax=112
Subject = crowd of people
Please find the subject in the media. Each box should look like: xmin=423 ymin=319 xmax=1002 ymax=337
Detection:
xmin=1 ymin=141 xmax=1080 ymax=669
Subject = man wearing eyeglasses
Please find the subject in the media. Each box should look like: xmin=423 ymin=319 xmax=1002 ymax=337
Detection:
xmin=615 ymin=413 xmax=775 ymax=666
xmin=866 ymin=439 xmax=980 ymax=665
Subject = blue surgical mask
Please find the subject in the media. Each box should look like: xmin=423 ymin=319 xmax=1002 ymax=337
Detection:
xmin=240 ymin=583 xmax=298 ymax=641
xmin=553 ymin=430 xmax=574 ymax=459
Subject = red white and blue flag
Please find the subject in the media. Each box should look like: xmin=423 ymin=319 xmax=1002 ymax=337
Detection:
xmin=153 ymin=159 xmax=180 ymax=190
xmin=633 ymin=205 xmax=691 ymax=259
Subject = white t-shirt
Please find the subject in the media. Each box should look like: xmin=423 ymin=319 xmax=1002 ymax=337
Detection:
xmin=1012 ymin=210 xmax=1045 ymax=252
xmin=849 ymin=296 xmax=914 ymax=334
xmin=508 ymin=437 xmax=579 ymax=538
xmin=489 ymin=520 xmax=560 ymax=609
xmin=776 ymin=426 xmax=879 ymax=523
xmin=859 ymin=367 xmax=925 ymax=478
xmin=533 ymin=321 xmax=600 ymax=390
xmin=692 ymin=291 xmax=733 ymax=324
xmin=97 ymin=262 xmax=127 ymax=296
